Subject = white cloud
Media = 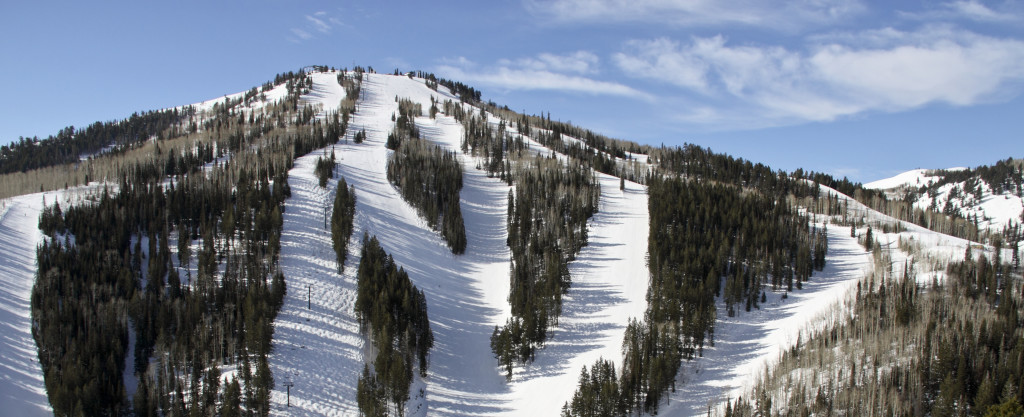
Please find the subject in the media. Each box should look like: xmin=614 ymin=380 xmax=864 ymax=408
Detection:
xmin=291 ymin=28 xmax=313 ymax=40
xmin=289 ymin=10 xmax=343 ymax=42
xmin=525 ymin=0 xmax=865 ymax=30
xmin=614 ymin=38 xmax=711 ymax=92
xmin=437 ymin=52 xmax=653 ymax=101
xmin=532 ymin=51 xmax=600 ymax=74
xmin=306 ymin=14 xmax=332 ymax=34
xmin=949 ymin=0 xmax=1011 ymax=21
xmin=900 ymin=0 xmax=1022 ymax=23
xmin=615 ymin=28 xmax=1024 ymax=126
xmin=496 ymin=51 xmax=601 ymax=75
xmin=439 ymin=56 xmax=477 ymax=68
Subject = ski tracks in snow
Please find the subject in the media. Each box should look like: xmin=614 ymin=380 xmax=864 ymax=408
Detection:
xmin=0 ymin=194 xmax=58 ymax=416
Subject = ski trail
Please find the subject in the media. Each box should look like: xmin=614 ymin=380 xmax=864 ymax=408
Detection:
xmin=271 ymin=71 xmax=650 ymax=416
xmin=343 ymin=74 xmax=516 ymax=416
xmin=270 ymin=72 xmax=517 ymax=416
xmin=269 ymin=73 xmax=363 ymax=416
xmin=0 ymin=194 xmax=55 ymax=416
xmin=664 ymin=224 xmax=871 ymax=415
xmin=506 ymin=172 xmax=651 ymax=416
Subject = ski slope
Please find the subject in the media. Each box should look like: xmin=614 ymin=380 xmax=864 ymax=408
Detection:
xmin=0 ymin=188 xmax=106 ymax=417
xmin=662 ymin=224 xmax=871 ymax=415
xmin=661 ymin=178 xmax=1007 ymax=415
xmin=268 ymin=72 xmax=650 ymax=416
xmin=2 ymin=69 xmax=1008 ymax=416
xmin=0 ymin=194 xmax=51 ymax=416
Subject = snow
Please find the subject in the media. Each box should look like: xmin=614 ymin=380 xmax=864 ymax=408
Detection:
xmin=268 ymin=72 xmax=650 ymax=416
xmin=865 ymin=167 xmax=1022 ymax=232
xmin=268 ymin=73 xmax=364 ymax=416
xmin=507 ymin=172 xmax=649 ymax=415
xmin=302 ymin=72 xmax=347 ymax=115
xmin=919 ymin=181 xmax=1024 ymax=232
xmin=190 ymin=82 xmax=289 ymax=113
xmin=863 ymin=168 xmax=942 ymax=190
xmin=1 ymin=69 xmax=1009 ymax=416
xmin=661 ymin=224 xmax=870 ymax=415
xmin=0 ymin=192 xmax=71 ymax=416
xmin=973 ymin=188 xmax=1024 ymax=229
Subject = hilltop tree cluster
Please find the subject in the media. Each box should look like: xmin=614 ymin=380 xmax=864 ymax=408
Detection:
xmin=0 ymin=108 xmax=193 ymax=175
xmin=385 ymin=98 xmax=421 ymax=150
xmin=454 ymin=107 xmax=525 ymax=182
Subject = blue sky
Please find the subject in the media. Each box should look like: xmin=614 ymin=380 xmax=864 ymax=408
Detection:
xmin=2 ymin=0 xmax=1022 ymax=183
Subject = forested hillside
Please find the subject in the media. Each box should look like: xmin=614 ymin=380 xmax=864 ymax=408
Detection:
xmin=1 ymin=66 xmax=1019 ymax=416
xmin=29 ymin=67 xmax=353 ymax=416
xmin=730 ymin=243 xmax=1024 ymax=416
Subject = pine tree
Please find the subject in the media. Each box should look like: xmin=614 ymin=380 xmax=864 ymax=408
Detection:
xmin=220 ymin=378 xmax=242 ymax=417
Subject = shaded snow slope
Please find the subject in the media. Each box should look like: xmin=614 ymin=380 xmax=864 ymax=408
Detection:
xmin=0 ymin=195 xmax=51 ymax=416
xmin=0 ymin=191 xmax=90 ymax=416
xmin=269 ymin=72 xmax=516 ymax=416
xmin=663 ymin=224 xmax=870 ymax=415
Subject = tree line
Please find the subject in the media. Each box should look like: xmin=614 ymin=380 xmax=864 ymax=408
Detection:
xmin=354 ymin=234 xmax=434 ymax=417
xmin=34 ymin=157 xmax=288 ymax=416
xmin=491 ymin=156 xmax=600 ymax=379
xmin=386 ymin=98 xmax=467 ymax=254
xmin=453 ymin=105 xmax=525 ymax=183
xmin=561 ymin=173 xmax=824 ymax=415
xmin=0 ymin=107 xmax=193 ymax=175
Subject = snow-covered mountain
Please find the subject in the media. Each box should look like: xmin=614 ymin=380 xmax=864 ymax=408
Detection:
xmin=1 ymin=68 xmax=1019 ymax=416
xmin=865 ymin=162 xmax=1024 ymax=233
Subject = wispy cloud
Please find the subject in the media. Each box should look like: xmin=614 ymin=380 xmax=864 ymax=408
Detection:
xmin=524 ymin=0 xmax=865 ymax=31
xmin=291 ymin=28 xmax=313 ymax=41
xmin=614 ymin=27 xmax=1024 ymax=127
xmin=499 ymin=51 xmax=600 ymax=75
xmin=288 ymin=10 xmax=344 ymax=43
xmin=437 ymin=52 xmax=654 ymax=101
xmin=899 ymin=0 xmax=1023 ymax=23
xmin=306 ymin=12 xmax=332 ymax=34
